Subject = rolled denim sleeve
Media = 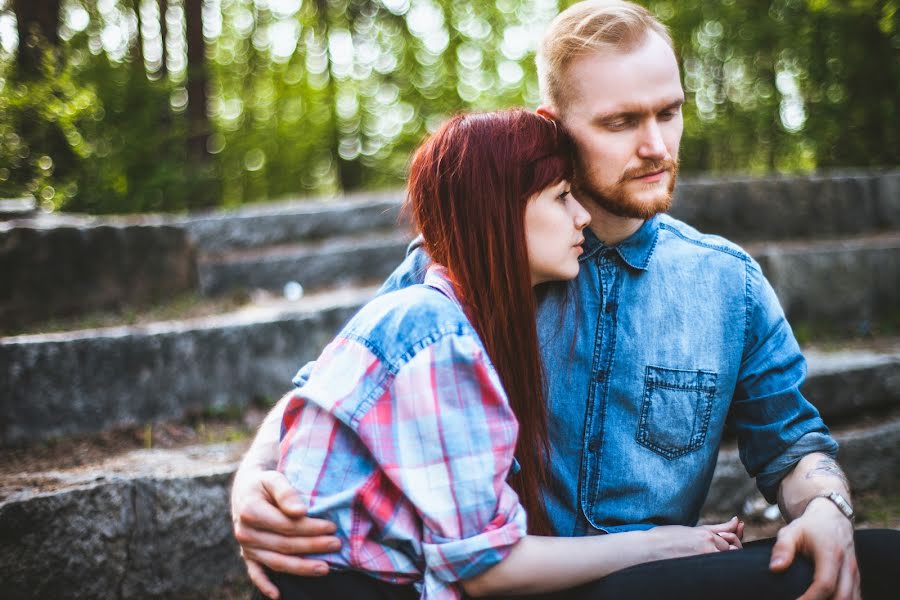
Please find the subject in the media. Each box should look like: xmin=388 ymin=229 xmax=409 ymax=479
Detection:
xmin=732 ymin=260 xmax=839 ymax=503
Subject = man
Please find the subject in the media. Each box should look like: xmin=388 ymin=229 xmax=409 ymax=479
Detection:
xmin=233 ymin=2 xmax=896 ymax=598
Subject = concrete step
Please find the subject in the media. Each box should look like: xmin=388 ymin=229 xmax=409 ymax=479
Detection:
xmin=2 ymin=266 xmax=898 ymax=450
xmin=671 ymin=170 xmax=900 ymax=242
xmin=178 ymin=191 xmax=405 ymax=254
xmin=0 ymin=285 xmax=379 ymax=447
xmin=4 ymin=412 xmax=899 ymax=599
xmin=703 ymin=411 xmax=900 ymax=517
xmin=198 ymin=229 xmax=411 ymax=296
xmin=178 ymin=171 xmax=900 ymax=253
xmin=0 ymin=440 xmax=248 ymax=599
xmin=803 ymin=339 xmax=900 ymax=423
xmin=748 ymin=232 xmax=900 ymax=329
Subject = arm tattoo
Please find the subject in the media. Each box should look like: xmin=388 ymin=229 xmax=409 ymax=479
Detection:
xmin=803 ymin=456 xmax=850 ymax=489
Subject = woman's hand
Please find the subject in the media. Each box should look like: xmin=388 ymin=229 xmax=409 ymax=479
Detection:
xmin=644 ymin=516 xmax=744 ymax=562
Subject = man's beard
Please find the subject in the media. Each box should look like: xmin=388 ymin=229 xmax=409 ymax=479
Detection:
xmin=573 ymin=157 xmax=678 ymax=220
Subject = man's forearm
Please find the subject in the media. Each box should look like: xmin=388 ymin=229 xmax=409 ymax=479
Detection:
xmin=777 ymin=452 xmax=851 ymax=521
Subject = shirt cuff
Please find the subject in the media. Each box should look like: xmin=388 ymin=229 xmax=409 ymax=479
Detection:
xmin=422 ymin=502 xmax=527 ymax=585
xmin=756 ymin=431 xmax=839 ymax=503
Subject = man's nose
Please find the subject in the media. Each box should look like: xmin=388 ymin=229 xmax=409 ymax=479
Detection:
xmin=637 ymin=120 xmax=667 ymax=160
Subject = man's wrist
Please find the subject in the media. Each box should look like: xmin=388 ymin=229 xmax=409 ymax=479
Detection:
xmin=806 ymin=491 xmax=854 ymax=522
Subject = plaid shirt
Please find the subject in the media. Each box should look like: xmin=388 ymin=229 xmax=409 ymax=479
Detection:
xmin=279 ymin=266 xmax=527 ymax=599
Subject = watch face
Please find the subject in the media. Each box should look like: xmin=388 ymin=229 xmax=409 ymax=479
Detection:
xmin=828 ymin=492 xmax=854 ymax=519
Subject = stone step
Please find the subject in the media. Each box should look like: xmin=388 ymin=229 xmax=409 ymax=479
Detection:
xmin=0 ymin=441 xmax=248 ymax=599
xmin=0 ymin=285 xmax=379 ymax=447
xmin=703 ymin=411 xmax=900 ymax=517
xmin=2 ymin=259 xmax=897 ymax=448
xmin=747 ymin=232 xmax=900 ymax=329
xmin=178 ymin=191 xmax=406 ymax=254
xmin=3 ymin=413 xmax=899 ymax=599
xmin=670 ymin=170 xmax=900 ymax=242
xmin=177 ymin=171 xmax=900 ymax=253
xmin=198 ymin=229 xmax=412 ymax=296
xmin=803 ymin=339 xmax=900 ymax=423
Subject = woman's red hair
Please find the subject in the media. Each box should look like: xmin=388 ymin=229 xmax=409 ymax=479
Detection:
xmin=406 ymin=109 xmax=573 ymax=536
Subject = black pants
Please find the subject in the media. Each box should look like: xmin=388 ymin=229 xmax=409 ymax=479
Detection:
xmin=255 ymin=529 xmax=900 ymax=600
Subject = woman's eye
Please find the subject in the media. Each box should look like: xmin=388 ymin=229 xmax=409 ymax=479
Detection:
xmin=557 ymin=190 xmax=570 ymax=201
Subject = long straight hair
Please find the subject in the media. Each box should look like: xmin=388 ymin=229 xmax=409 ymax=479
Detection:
xmin=406 ymin=109 xmax=573 ymax=536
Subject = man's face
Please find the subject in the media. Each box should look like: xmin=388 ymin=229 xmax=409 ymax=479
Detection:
xmin=555 ymin=32 xmax=684 ymax=220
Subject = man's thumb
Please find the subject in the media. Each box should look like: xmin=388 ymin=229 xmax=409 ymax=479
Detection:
xmin=769 ymin=528 xmax=798 ymax=572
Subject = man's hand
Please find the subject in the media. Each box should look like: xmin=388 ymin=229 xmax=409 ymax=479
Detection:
xmin=231 ymin=469 xmax=341 ymax=600
xmin=769 ymin=495 xmax=860 ymax=600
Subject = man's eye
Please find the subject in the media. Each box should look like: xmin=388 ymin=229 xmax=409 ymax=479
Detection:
xmin=659 ymin=110 xmax=676 ymax=120
xmin=606 ymin=119 xmax=633 ymax=131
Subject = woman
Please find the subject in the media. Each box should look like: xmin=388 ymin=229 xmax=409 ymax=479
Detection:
xmin=265 ymin=110 xmax=739 ymax=600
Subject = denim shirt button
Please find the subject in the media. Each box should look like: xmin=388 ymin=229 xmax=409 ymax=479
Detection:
xmin=605 ymin=302 xmax=617 ymax=313
xmin=588 ymin=437 xmax=601 ymax=453
xmin=595 ymin=369 xmax=606 ymax=381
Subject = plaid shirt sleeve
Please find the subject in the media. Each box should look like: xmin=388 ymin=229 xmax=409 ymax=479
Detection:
xmin=356 ymin=331 xmax=528 ymax=595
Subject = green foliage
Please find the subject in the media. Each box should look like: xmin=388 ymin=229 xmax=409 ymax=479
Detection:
xmin=0 ymin=0 xmax=897 ymax=214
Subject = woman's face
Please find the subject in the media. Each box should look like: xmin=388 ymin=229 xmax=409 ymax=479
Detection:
xmin=525 ymin=179 xmax=591 ymax=286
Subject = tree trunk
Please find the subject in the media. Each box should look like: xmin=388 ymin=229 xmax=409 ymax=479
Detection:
xmin=158 ymin=0 xmax=168 ymax=78
xmin=132 ymin=0 xmax=146 ymax=70
xmin=314 ymin=0 xmax=362 ymax=191
xmin=184 ymin=0 xmax=216 ymax=206
xmin=12 ymin=0 xmax=61 ymax=79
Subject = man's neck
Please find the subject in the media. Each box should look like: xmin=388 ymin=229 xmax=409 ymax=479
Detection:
xmin=585 ymin=202 xmax=646 ymax=245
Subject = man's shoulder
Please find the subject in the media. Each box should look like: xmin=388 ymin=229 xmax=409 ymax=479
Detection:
xmin=655 ymin=214 xmax=756 ymax=268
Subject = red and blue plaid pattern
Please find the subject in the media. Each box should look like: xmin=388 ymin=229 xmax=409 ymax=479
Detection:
xmin=279 ymin=267 xmax=527 ymax=599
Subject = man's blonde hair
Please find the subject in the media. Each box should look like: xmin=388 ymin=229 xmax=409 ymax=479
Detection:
xmin=537 ymin=0 xmax=673 ymax=110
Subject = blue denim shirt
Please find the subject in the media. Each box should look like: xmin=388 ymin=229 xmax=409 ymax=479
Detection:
xmin=295 ymin=213 xmax=837 ymax=536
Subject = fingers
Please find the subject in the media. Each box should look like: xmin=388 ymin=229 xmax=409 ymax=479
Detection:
xmin=831 ymin=554 xmax=860 ymax=600
xmin=736 ymin=519 xmax=745 ymax=541
xmin=238 ymin=496 xmax=337 ymax=537
xmin=716 ymin=531 xmax=743 ymax=550
xmin=239 ymin=528 xmax=341 ymax=557
xmin=796 ymin=555 xmax=840 ymax=600
xmin=261 ymin=471 xmax=310 ymax=519
xmin=246 ymin=558 xmax=280 ymax=600
xmin=243 ymin=546 xmax=332 ymax=577
xmin=710 ymin=531 xmax=731 ymax=552
xmin=769 ymin=526 xmax=799 ymax=573
xmin=702 ymin=516 xmax=740 ymax=534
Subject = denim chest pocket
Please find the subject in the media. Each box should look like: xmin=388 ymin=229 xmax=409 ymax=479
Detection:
xmin=637 ymin=366 xmax=718 ymax=459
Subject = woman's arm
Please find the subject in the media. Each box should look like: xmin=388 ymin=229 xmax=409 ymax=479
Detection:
xmin=463 ymin=520 xmax=744 ymax=597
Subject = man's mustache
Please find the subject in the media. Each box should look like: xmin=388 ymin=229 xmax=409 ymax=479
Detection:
xmin=618 ymin=159 xmax=678 ymax=183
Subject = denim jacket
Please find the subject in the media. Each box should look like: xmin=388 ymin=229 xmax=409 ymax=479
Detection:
xmin=295 ymin=213 xmax=838 ymax=536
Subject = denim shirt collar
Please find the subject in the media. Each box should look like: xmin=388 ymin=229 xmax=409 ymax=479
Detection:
xmin=580 ymin=214 xmax=660 ymax=271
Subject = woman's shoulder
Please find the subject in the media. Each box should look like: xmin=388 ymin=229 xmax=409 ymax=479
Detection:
xmin=339 ymin=283 xmax=476 ymax=368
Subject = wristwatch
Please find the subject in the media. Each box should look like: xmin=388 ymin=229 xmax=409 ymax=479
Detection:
xmin=814 ymin=491 xmax=855 ymax=521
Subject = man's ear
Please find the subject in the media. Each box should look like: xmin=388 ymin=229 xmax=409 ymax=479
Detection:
xmin=536 ymin=105 xmax=559 ymax=122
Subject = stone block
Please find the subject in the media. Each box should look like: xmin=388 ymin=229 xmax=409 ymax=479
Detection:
xmin=0 ymin=444 xmax=245 ymax=599
xmin=0 ymin=217 xmax=197 ymax=332
xmin=751 ymin=234 xmax=900 ymax=328
xmin=702 ymin=415 xmax=900 ymax=516
xmin=0 ymin=290 xmax=372 ymax=446
xmin=198 ymin=231 xmax=411 ymax=296
xmin=181 ymin=192 xmax=405 ymax=253
xmin=672 ymin=171 xmax=899 ymax=242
